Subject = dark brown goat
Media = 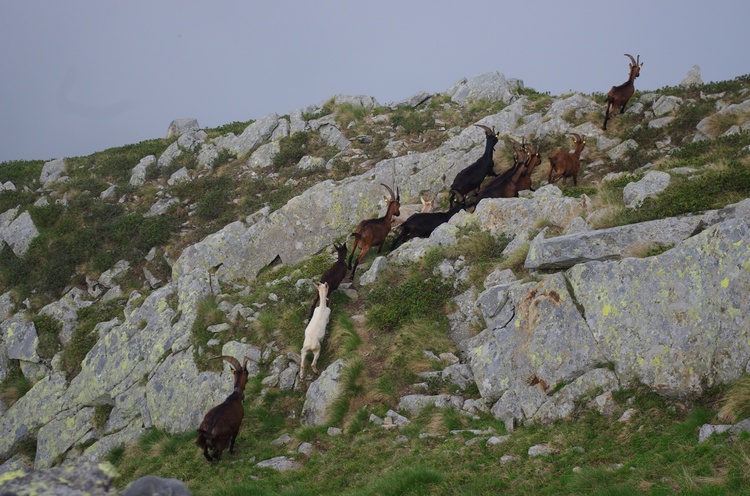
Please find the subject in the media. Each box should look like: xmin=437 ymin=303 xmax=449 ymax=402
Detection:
xmin=449 ymin=125 xmax=499 ymax=207
xmin=196 ymin=355 xmax=251 ymax=462
xmin=548 ymin=133 xmax=586 ymax=186
xmin=603 ymin=54 xmax=643 ymax=130
xmin=347 ymin=183 xmax=400 ymax=282
xmin=309 ymin=241 xmax=347 ymax=317
xmin=468 ymin=147 xmax=531 ymax=208
xmin=516 ymin=143 xmax=541 ymax=193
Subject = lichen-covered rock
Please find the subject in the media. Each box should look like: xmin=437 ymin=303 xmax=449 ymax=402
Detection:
xmin=301 ymin=358 xmax=346 ymax=426
xmin=35 ymin=407 xmax=95 ymax=469
xmin=524 ymin=214 xmax=702 ymax=270
xmin=129 ymin=155 xmax=155 ymax=187
xmin=40 ymin=287 xmax=94 ymax=345
xmin=0 ymin=374 xmax=69 ymax=460
xmin=469 ymin=273 xmax=603 ymax=407
xmin=0 ymin=461 xmax=118 ymax=495
xmin=567 ymin=216 xmax=750 ymax=396
xmin=1 ymin=314 xmax=39 ymax=363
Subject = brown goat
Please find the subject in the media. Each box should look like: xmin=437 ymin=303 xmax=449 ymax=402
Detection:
xmin=548 ymin=133 xmax=586 ymax=186
xmin=471 ymin=143 xmax=531 ymax=204
xmin=603 ymin=54 xmax=643 ymax=130
xmin=516 ymin=143 xmax=541 ymax=193
xmin=309 ymin=241 xmax=348 ymax=318
xmin=196 ymin=355 xmax=251 ymax=462
xmin=347 ymin=183 xmax=400 ymax=282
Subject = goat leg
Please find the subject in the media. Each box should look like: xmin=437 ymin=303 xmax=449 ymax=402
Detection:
xmin=203 ymin=446 xmax=213 ymax=462
xmin=229 ymin=435 xmax=237 ymax=454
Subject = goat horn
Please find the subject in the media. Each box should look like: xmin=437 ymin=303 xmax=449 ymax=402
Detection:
xmin=210 ymin=355 xmax=242 ymax=371
xmin=242 ymin=356 xmax=251 ymax=370
xmin=624 ymin=53 xmax=637 ymax=67
xmin=380 ymin=183 xmax=396 ymax=201
xmin=473 ymin=124 xmax=494 ymax=135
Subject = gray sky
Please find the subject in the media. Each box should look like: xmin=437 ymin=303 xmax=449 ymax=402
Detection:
xmin=1 ymin=1 xmax=749 ymax=164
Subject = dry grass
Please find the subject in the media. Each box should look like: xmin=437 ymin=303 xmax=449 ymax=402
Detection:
xmin=717 ymin=374 xmax=750 ymax=423
xmin=702 ymin=109 xmax=750 ymax=137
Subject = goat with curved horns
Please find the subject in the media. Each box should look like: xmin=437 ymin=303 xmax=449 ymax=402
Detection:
xmin=603 ymin=54 xmax=643 ymax=130
xmin=548 ymin=133 xmax=586 ymax=186
xmin=347 ymin=183 xmax=399 ymax=282
xmin=196 ymin=355 xmax=251 ymax=462
xmin=449 ymin=125 xmax=499 ymax=207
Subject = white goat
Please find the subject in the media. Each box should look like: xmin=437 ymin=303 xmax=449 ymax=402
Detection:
xmin=384 ymin=195 xmax=434 ymax=227
xmin=299 ymin=282 xmax=331 ymax=378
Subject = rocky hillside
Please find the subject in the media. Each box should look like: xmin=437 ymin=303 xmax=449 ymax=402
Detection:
xmin=1 ymin=67 xmax=750 ymax=493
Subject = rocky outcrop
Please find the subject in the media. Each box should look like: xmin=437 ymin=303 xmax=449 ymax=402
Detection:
xmin=467 ymin=204 xmax=750 ymax=428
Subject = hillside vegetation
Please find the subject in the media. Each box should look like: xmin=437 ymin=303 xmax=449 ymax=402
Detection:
xmin=1 ymin=72 xmax=750 ymax=495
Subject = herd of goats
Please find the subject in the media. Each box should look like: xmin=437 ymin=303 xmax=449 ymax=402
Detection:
xmin=194 ymin=54 xmax=644 ymax=462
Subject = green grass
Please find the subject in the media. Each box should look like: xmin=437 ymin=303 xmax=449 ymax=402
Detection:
xmin=107 ymin=384 xmax=750 ymax=495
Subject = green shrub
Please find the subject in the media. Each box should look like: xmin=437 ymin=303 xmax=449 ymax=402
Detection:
xmin=32 ymin=314 xmax=62 ymax=360
xmin=366 ymin=272 xmax=453 ymax=331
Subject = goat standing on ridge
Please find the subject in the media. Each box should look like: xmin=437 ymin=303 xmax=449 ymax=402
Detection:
xmin=309 ymin=241 xmax=347 ymax=318
xmin=548 ymin=133 xmax=586 ymax=186
xmin=196 ymin=355 xmax=251 ymax=462
xmin=300 ymin=282 xmax=331 ymax=379
xmin=449 ymin=125 xmax=499 ymax=207
xmin=347 ymin=183 xmax=400 ymax=282
xmin=603 ymin=54 xmax=643 ymax=130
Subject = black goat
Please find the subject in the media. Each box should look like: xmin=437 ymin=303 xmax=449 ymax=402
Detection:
xmin=309 ymin=241 xmax=347 ymax=317
xmin=448 ymin=125 xmax=499 ymax=207
xmin=196 ymin=355 xmax=251 ymax=462
xmin=390 ymin=202 xmax=466 ymax=250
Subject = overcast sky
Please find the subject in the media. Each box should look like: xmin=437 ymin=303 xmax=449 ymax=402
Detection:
xmin=1 ymin=1 xmax=749 ymax=164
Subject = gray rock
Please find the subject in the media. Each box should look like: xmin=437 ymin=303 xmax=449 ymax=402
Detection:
xmin=359 ymin=256 xmax=387 ymax=286
xmin=0 ymin=461 xmax=118 ymax=495
xmin=524 ymin=214 xmax=702 ymax=270
xmin=652 ymin=96 xmax=683 ymax=116
xmin=247 ymin=141 xmax=280 ymax=169
xmin=391 ymin=91 xmax=432 ymax=109
xmin=451 ymin=72 xmax=518 ymax=106
xmin=0 ymin=291 xmax=14 ymax=321
xmin=167 ymin=167 xmax=191 ymax=186
xmin=698 ymin=424 xmax=732 ymax=443
xmin=219 ymin=113 xmax=280 ymax=158
xmin=35 ymin=407 xmax=95 ymax=469
xmin=442 ymin=364 xmax=475 ymax=390
xmin=1 ymin=314 xmax=39 ymax=363
xmin=567 ymin=216 xmax=750 ymax=396
xmin=331 ymin=94 xmax=379 ymax=109
xmin=130 ymin=155 xmax=156 ymax=187
xmin=623 ymin=170 xmax=671 ymax=208
xmin=40 ymin=158 xmax=66 ymax=186
xmin=607 ymin=139 xmax=638 ymax=161
xmin=99 ymin=260 xmax=131 ymax=289
xmin=123 ymin=475 xmax=191 ymax=495
xmin=1 ymin=210 xmax=39 ymax=257
xmin=648 ymin=116 xmax=675 ymax=129
xmin=397 ymin=394 xmax=464 ymax=416
xmin=256 ymin=456 xmax=301 ymax=471
xmin=528 ymin=444 xmax=559 ymax=457
xmin=297 ymin=155 xmax=326 ymax=171
xmin=680 ymin=65 xmax=703 ymax=87
xmin=301 ymin=359 xmax=346 ymax=426
xmin=167 ymin=118 xmax=200 ymax=138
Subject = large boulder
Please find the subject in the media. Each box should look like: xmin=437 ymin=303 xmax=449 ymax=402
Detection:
xmin=0 ymin=210 xmax=39 ymax=257
xmin=451 ymin=72 xmax=519 ymax=106
xmin=301 ymin=359 xmax=346 ymax=426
